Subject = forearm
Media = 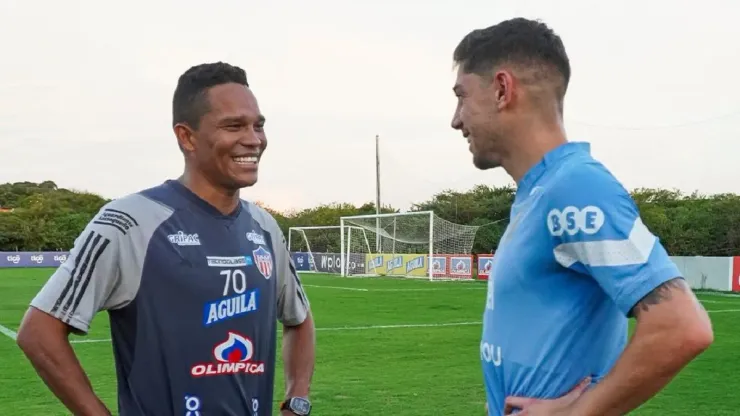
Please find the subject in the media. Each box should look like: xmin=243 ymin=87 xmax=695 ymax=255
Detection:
xmin=19 ymin=336 xmax=110 ymax=415
xmin=573 ymin=327 xmax=705 ymax=415
xmin=282 ymin=314 xmax=316 ymax=398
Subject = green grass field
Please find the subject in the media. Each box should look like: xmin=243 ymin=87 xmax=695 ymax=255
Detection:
xmin=1 ymin=268 xmax=739 ymax=415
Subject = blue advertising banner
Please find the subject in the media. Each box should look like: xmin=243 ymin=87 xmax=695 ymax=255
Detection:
xmin=289 ymin=252 xmax=366 ymax=274
xmin=0 ymin=252 xmax=70 ymax=268
xmin=291 ymin=252 xmax=312 ymax=272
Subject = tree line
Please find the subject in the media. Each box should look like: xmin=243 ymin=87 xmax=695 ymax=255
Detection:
xmin=1 ymin=181 xmax=738 ymax=256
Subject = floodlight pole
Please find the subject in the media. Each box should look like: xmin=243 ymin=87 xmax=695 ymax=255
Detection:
xmin=375 ymin=134 xmax=381 ymax=252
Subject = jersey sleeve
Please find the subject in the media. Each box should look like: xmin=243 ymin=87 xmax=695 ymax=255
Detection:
xmin=274 ymin=227 xmax=310 ymax=326
xmin=545 ymin=164 xmax=682 ymax=316
xmin=30 ymin=204 xmax=139 ymax=334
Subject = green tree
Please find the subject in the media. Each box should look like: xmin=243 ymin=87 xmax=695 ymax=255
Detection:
xmin=0 ymin=181 xmax=738 ymax=256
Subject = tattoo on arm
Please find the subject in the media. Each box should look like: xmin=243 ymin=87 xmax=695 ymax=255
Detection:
xmin=630 ymin=277 xmax=689 ymax=318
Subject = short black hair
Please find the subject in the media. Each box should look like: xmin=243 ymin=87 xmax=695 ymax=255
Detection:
xmin=454 ymin=18 xmax=570 ymax=99
xmin=172 ymin=62 xmax=249 ymax=129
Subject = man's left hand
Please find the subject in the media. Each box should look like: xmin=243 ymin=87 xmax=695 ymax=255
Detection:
xmin=280 ymin=411 xmax=295 ymax=416
xmin=503 ymin=377 xmax=591 ymax=415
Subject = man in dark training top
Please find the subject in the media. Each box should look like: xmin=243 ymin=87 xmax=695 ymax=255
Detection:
xmin=17 ymin=62 xmax=316 ymax=416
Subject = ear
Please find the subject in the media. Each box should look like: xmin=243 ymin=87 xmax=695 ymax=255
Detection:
xmin=174 ymin=123 xmax=196 ymax=153
xmin=492 ymin=69 xmax=516 ymax=110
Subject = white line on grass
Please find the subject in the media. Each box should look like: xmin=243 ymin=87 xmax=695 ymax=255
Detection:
xmin=302 ymin=285 xmax=368 ymax=292
xmin=315 ymin=321 xmax=482 ymax=331
xmin=303 ymin=285 xmax=484 ymax=292
xmin=67 ymin=321 xmax=485 ymax=344
xmin=0 ymin=323 xmax=17 ymax=341
xmin=47 ymin=308 xmax=740 ymax=345
xmin=698 ymin=299 xmax=740 ymax=304
xmin=697 ymin=292 xmax=740 ymax=298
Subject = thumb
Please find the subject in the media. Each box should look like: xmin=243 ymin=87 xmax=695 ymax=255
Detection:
xmin=504 ymin=396 xmax=536 ymax=413
xmin=565 ymin=377 xmax=592 ymax=398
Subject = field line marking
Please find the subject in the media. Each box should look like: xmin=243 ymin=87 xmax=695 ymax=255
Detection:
xmin=699 ymin=299 xmax=739 ymax=304
xmin=68 ymin=321 xmax=484 ymax=344
xmin=316 ymin=321 xmax=482 ymax=331
xmin=370 ymin=288 xmax=485 ymax=292
xmin=302 ymin=285 xmax=368 ymax=292
xmin=70 ymin=338 xmax=109 ymax=344
xmin=302 ymin=285 xmax=484 ymax=292
xmin=696 ymin=292 xmax=740 ymax=298
xmin=0 ymin=323 xmax=17 ymax=341
xmin=65 ymin=309 xmax=740 ymax=345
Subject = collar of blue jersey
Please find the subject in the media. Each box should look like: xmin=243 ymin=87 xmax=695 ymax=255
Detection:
xmin=516 ymin=141 xmax=591 ymax=197
xmin=166 ymin=179 xmax=242 ymax=219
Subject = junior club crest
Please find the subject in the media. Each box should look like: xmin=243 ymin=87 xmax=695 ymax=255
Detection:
xmin=252 ymin=246 xmax=273 ymax=279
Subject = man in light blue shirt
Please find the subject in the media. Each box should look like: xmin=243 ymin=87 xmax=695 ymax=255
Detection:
xmin=450 ymin=18 xmax=714 ymax=415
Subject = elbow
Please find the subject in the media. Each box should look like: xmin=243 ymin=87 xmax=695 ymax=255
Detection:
xmin=16 ymin=324 xmax=38 ymax=359
xmin=682 ymin=320 xmax=714 ymax=356
xmin=16 ymin=320 xmax=32 ymax=349
xmin=668 ymin=318 xmax=714 ymax=365
xmin=16 ymin=308 xmax=70 ymax=358
xmin=16 ymin=319 xmax=43 ymax=356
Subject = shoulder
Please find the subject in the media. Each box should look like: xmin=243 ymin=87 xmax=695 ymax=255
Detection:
xmin=544 ymin=156 xmax=631 ymax=206
xmin=89 ymin=191 xmax=175 ymax=240
xmin=242 ymin=200 xmax=282 ymax=234
xmin=541 ymin=156 xmax=640 ymax=241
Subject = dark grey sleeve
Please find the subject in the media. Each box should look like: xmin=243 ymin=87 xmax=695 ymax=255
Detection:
xmin=30 ymin=194 xmax=171 ymax=334
xmin=248 ymin=203 xmax=310 ymax=326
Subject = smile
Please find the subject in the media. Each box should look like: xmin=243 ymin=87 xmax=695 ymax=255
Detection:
xmin=232 ymin=156 xmax=258 ymax=165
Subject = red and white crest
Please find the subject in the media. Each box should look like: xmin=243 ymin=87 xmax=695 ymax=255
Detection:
xmin=252 ymin=246 xmax=273 ymax=279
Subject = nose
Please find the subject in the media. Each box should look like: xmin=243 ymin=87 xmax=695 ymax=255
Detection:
xmin=238 ymin=128 xmax=267 ymax=153
xmin=451 ymin=111 xmax=462 ymax=131
xmin=240 ymin=128 xmax=262 ymax=147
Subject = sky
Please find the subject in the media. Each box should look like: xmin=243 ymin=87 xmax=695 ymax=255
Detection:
xmin=1 ymin=0 xmax=739 ymax=213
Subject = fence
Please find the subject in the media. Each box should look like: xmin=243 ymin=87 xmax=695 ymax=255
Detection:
xmin=3 ymin=251 xmax=740 ymax=293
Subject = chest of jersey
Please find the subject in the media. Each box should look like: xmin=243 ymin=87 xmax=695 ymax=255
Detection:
xmin=143 ymin=211 xmax=278 ymax=328
xmin=488 ymin=193 xmax=554 ymax=302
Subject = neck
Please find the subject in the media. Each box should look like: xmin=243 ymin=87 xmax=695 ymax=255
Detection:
xmin=179 ymin=170 xmax=240 ymax=215
xmin=501 ymin=118 xmax=567 ymax=184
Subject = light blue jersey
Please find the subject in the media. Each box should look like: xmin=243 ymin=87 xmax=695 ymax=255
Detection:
xmin=481 ymin=142 xmax=681 ymax=415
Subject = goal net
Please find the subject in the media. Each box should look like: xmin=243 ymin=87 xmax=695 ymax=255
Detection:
xmin=340 ymin=211 xmax=480 ymax=280
xmin=288 ymin=226 xmax=368 ymax=275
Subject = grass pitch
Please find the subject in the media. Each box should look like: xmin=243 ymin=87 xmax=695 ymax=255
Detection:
xmin=0 ymin=268 xmax=738 ymax=415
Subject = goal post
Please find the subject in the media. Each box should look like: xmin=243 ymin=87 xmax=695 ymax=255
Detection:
xmin=339 ymin=211 xmax=480 ymax=280
xmin=288 ymin=225 xmax=370 ymax=275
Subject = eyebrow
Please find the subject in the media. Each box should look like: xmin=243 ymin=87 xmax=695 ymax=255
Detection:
xmin=220 ymin=115 xmax=266 ymax=124
xmin=452 ymin=84 xmax=463 ymax=94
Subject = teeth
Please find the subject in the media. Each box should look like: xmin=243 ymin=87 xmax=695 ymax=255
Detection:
xmin=233 ymin=156 xmax=258 ymax=164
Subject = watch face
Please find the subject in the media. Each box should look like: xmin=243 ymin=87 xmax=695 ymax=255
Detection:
xmin=291 ymin=398 xmax=311 ymax=415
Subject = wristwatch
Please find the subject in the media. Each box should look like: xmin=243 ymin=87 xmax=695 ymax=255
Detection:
xmin=280 ymin=397 xmax=312 ymax=415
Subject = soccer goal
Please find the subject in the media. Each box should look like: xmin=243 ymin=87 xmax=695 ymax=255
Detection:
xmin=288 ymin=225 xmax=370 ymax=275
xmin=339 ymin=211 xmax=481 ymax=280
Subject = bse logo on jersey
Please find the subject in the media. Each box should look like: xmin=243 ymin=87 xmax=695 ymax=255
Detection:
xmin=547 ymin=206 xmax=605 ymax=237
xmin=252 ymin=246 xmax=273 ymax=279
xmin=191 ymin=332 xmax=265 ymax=377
